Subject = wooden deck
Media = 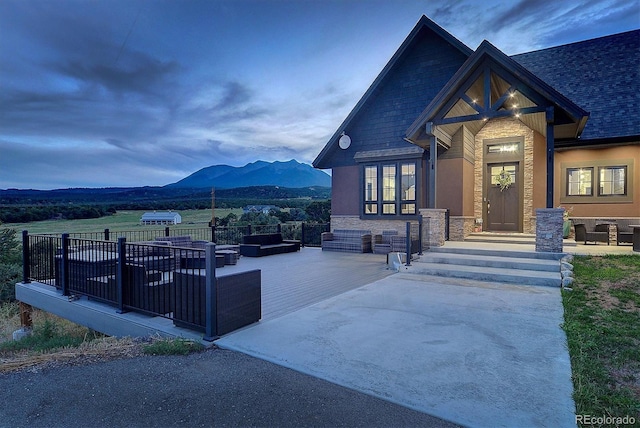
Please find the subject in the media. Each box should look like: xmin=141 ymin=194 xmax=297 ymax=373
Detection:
xmin=217 ymin=247 xmax=395 ymax=320
xmin=15 ymin=247 xmax=396 ymax=341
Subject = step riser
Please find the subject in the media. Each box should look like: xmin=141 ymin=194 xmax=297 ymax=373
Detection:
xmin=408 ymin=266 xmax=561 ymax=287
xmin=429 ymin=247 xmax=563 ymax=260
xmin=423 ymin=256 xmax=559 ymax=272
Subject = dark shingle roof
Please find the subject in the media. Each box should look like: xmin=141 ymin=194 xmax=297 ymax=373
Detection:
xmin=512 ymin=30 xmax=640 ymax=141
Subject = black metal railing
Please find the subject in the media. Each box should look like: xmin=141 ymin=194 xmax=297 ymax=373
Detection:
xmin=21 ymin=233 xmax=263 ymax=337
xmin=40 ymin=222 xmax=330 ymax=247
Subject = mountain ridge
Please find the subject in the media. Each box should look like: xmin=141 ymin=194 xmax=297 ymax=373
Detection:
xmin=166 ymin=159 xmax=331 ymax=189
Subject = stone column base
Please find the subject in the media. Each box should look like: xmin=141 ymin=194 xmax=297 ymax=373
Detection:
xmin=420 ymin=209 xmax=447 ymax=247
xmin=535 ymin=208 xmax=563 ymax=253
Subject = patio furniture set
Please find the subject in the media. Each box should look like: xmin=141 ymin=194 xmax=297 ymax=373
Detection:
xmin=573 ymin=220 xmax=636 ymax=246
xmin=320 ymin=229 xmax=419 ymax=254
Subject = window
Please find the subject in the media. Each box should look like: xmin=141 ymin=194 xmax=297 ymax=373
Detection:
xmin=561 ymin=160 xmax=634 ymax=204
xmin=567 ymin=168 xmax=593 ymax=196
xmin=364 ymin=166 xmax=377 ymax=214
xmin=400 ymin=163 xmax=416 ymax=214
xmin=490 ymin=165 xmax=516 ymax=186
xmin=382 ymin=165 xmax=396 ymax=214
xmin=599 ymin=166 xmax=626 ymax=196
xmin=363 ymin=161 xmax=417 ymax=216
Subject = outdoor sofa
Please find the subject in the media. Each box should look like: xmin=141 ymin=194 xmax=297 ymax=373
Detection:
xmin=239 ymin=233 xmax=300 ymax=257
xmin=321 ymin=229 xmax=372 ymax=253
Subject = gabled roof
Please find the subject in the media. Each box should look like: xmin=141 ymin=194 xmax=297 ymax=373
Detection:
xmin=313 ymin=15 xmax=472 ymax=169
xmin=406 ymin=40 xmax=589 ymax=145
xmin=512 ymin=30 xmax=640 ymax=144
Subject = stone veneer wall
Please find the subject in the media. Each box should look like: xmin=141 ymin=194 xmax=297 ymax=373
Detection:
xmin=474 ymin=117 xmax=535 ymax=234
xmin=329 ymin=216 xmax=420 ymax=237
xmin=535 ymin=208 xmax=563 ymax=252
xmin=449 ymin=216 xmax=476 ymax=241
xmin=419 ymin=209 xmax=446 ymax=247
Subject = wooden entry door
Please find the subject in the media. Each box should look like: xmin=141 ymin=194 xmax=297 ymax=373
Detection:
xmin=486 ymin=163 xmax=520 ymax=232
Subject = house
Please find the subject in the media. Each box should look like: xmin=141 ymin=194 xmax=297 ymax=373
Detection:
xmin=313 ymin=15 xmax=639 ymax=244
xmin=243 ymin=205 xmax=280 ymax=215
xmin=140 ymin=211 xmax=182 ymax=225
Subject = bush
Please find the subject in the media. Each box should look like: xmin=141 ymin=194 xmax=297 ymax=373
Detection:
xmin=0 ymin=227 xmax=21 ymax=303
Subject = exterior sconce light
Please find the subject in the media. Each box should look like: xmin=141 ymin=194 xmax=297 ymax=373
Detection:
xmin=339 ymin=131 xmax=351 ymax=150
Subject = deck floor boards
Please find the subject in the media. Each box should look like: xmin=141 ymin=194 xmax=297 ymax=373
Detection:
xmin=217 ymin=247 xmax=395 ymax=320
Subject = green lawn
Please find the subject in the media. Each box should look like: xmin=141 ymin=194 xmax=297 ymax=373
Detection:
xmin=563 ymin=255 xmax=640 ymax=424
xmin=0 ymin=209 xmax=242 ymax=235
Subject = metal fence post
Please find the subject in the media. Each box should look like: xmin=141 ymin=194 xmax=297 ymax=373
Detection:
xmin=301 ymin=222 xmax=306 ymax=247
xmin=104 ymin=228 xmax=110 ymax=241
xmin=61 ymin=233 xmax=70 ymax=296
xmin=405 ymin=222 xmax=411 ymax=266
xmin=418 ymin=217 xmax=424 ymax=255
xmin=204 ymin=243 xmax=219 ymax=341
xmin=211 ymin=225 xmax=216 ymax=243
xmin=116 ymin=237 xmax=126 ymax=313
xmin=247 ymin=224 xmax=252 ymax=236
xmin=21 ymin=230 xmax=30 ymax=284
xmin=165 ymin=227 xmax=170 ymax=237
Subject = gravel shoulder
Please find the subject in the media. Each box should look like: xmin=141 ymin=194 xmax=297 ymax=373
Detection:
xmin=0 ymin=348 xmax=459 ymax=427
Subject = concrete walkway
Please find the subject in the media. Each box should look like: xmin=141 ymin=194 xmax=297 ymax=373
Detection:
xmin=217 ymin=257 xmax=576 ymax=427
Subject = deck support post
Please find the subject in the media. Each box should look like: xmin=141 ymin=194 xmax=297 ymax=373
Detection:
xmin=204 ymin=243 xmax=219 ymax=341
xmin=116 ymin=237 xmax=126 ymax=313
xmin=22 ymin=230 xmax=30 ymax=284
xmin=61 ymin=233 xmax=69 ymax=296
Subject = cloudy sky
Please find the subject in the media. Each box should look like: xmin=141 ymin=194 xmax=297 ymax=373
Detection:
xmin=1 ymin=0 xmax=637 ymax=190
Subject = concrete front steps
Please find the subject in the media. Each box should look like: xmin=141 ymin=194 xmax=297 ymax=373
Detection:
xmin=404 ymin=246 xmax=563 ymax=287
xmin=464 ymin=232 xmax=577 ymax=247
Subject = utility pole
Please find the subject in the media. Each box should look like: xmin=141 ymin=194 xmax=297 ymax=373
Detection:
xmin=210 ymin=187 xmax=215 ymax=226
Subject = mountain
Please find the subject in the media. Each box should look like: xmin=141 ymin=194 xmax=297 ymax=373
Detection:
xmin=167 ymin=159 xmax=331 ymax=189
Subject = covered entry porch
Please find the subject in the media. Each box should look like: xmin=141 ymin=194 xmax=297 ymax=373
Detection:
xmin=406 ymin=40 xmax=588 ymax=240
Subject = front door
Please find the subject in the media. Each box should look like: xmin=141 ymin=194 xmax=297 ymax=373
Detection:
xmin=486 ymin=163 xmax=520 ymax=232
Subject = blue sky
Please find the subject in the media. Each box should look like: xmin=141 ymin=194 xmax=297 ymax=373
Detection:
xmin=1 ymin=0 xmax=638 ymax=190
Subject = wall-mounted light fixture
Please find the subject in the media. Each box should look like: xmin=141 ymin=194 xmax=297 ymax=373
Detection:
xmin=339 ymin=131 xmax=351 ymax=150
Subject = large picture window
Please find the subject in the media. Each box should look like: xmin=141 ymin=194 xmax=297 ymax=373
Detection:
xmin=363 ymin=161 xmax=417 ymax=216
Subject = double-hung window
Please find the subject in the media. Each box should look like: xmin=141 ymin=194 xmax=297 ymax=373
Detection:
xmin=363 ymin=161 xmax=417 ymax=216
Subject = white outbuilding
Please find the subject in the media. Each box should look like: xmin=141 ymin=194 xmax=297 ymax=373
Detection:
xmin=140 ymin=211 xmax=182 ymax=225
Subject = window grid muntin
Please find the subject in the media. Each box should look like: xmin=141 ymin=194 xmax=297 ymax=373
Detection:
xmin=362 ymin=161 xmax=417 ymax=216
xmin=567 ymin=167 xmax=593 ymax=196
xmin=599 ymin=166 xmax=626 ymax=196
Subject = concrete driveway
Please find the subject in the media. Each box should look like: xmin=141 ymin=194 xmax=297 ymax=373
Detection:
xmin=216 ymin=272 xmax=576 ymax=427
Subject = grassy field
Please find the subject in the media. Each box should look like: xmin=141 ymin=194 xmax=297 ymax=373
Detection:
xmin=563 ymin=255 xmax=640 ymax=423
xmin=0 ymin=209 xmax=243 ymax=235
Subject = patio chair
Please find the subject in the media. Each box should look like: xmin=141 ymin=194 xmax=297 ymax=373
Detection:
xmin=373 ymin=230 xmax=398 ymax=254
xmin=574 ymin=223 xmax=610 ymax=245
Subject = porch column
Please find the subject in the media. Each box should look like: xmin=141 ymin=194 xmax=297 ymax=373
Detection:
xmin=426 ymin=122 xmax=437 ymax=209
xmin=546 ymin=107 xmax=555 ymax=208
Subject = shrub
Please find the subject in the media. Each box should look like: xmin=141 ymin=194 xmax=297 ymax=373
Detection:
xmin=0 ymin=227 xmax=21 ymax=303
